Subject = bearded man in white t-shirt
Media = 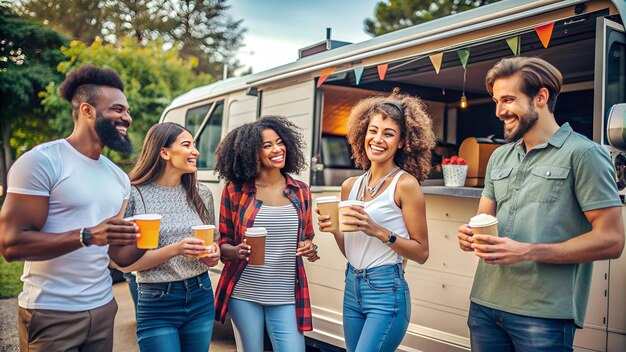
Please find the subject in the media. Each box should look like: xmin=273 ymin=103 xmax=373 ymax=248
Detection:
xmin=0 ymin=65 xmax=147 ymax=351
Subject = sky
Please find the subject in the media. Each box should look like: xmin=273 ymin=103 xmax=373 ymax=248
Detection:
xmin=227 ymin=0 xmax=380 ymax=76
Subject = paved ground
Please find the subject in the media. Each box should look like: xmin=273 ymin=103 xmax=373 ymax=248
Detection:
xmin=0 ymin=282 xmax=237 ymax=352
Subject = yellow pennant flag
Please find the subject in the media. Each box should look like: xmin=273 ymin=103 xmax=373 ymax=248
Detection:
xmin=429 ymin=53 xmax=444 ymax=74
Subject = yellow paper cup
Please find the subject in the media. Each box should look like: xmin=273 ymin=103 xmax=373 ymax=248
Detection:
xmin=134 ymin=214 xmax=162 ymax=249
xmin=192 ymin=225 xmax=216 ymax=258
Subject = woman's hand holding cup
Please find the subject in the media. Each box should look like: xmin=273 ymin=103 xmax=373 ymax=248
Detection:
xmin=234 ymin=239 xmax=252 ymax=261
xmin=177 ymin=238 xmax=211 ymax=258
xmin=200 ymin=244 xmax=220 ymax=267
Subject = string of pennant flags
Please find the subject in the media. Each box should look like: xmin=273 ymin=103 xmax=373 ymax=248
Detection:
xmin=317 ymin=21 xmax=555 ymax=88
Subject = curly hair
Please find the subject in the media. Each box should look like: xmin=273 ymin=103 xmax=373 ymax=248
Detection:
xmin=347 ymin=88 xmax=436 ymax=182
xmin=214 ymin=115 xmax=308 ymax=183
xmin=58 ymin=65 xmax=125 ymax=120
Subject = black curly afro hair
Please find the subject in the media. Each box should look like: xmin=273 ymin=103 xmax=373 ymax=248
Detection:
xmin=58 ymin=65 xmax=124 ymax=119
xmin=214 ymin=115 xmax=308 ymax=183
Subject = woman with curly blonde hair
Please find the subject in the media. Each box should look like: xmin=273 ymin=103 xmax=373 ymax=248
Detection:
xmin=317 ymin=88 xmax=435 ymax=351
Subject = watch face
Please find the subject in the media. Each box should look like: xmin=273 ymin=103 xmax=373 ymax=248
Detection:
xmin=389 ymin=234 xmax=397 ymax=243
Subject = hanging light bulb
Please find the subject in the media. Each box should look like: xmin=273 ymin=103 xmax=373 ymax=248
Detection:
xmin=460 ymin=67 xmax=468 ymax=109
xmin=460 ymin=94 xmax=468 ymax=109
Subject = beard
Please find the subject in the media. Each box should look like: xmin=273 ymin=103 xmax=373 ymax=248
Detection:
xmin=95 ymin=113 xmax=133 ymax=154
xmin=504 ymin=103 xmax=539 ymax=142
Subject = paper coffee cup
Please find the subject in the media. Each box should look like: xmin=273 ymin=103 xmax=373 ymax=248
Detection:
xmin=245 ymin=227 xmax=267 ymax=266
xmin=134 ymin=214 xmax=162 ymax=249
xmin=317 ymin=196 xmax=340 ymax=232
xmin=338 ymin=200 xmax=365 ymax=232
xmin=192 ymin=225 xmax=215 ymax=258
xmin=469 ymin=213 xmax=499 ymax=245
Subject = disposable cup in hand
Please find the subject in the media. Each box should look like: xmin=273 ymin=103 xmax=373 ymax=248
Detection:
xmin=245 ymin=227 xmax=267 ymax=265
xmin=192 ymin=225 xmax=215 ymax=258
xmin=316 ymin=196 xmax=340 ymax=232
xmin=134 ymin=214 xmax=162 ymax=249
xmin=338 ymin=200 xmax=365 ymax=232
xmin=469 ymin=214 xmax=499 ymax=245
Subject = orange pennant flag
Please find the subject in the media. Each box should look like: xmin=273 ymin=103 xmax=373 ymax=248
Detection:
xmin=429 ymin=52 xmax=444 ymax=74
xmin=377 ymin=64 xmax=388 ymax=80
xmin=534 ymin=22 xmax=555 ymax=48
xmin=317 ymin=67 xmax=336 ymax=88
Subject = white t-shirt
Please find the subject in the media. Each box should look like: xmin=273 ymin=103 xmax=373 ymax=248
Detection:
xmin=7 ymin=139 xmax=130 ymax=311
xmin=345 ymin=171 xmax=409 ymax=269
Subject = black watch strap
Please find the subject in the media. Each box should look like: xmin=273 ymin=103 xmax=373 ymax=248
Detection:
xmin=382 ymin=232 xmax=398 ymax=245
xmin=80 ymin=228 xmax=93 ymax=247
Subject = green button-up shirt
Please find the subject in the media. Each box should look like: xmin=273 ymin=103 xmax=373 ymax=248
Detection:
xmin=472 ymin=123 xmax=622 ymax=327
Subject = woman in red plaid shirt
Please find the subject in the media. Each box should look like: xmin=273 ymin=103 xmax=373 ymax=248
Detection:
xmin=213 ymin=115 xmax=319 ymax=352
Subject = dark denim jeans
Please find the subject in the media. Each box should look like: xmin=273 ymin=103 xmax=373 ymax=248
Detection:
xmin=343 ymin=262 xmax=410 ymax=352
xmin=136 ymin=272 xmax=214 ymax=352
xmin=468 ymin=302 xmax=576 ymax=352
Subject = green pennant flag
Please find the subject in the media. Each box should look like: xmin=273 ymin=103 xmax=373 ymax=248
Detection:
xmin=354 ymin=67 xmax=364 ymax=85
xmin=506 ymin=37 xmax=521 ymax=56
xmin=457 ymin=49 xmax=470 ymax=69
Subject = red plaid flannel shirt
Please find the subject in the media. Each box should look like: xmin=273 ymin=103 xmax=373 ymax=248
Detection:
xmin=214 ymin=174 xmax=315 ymax=332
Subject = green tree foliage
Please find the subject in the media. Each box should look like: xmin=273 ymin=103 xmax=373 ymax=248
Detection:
xmin=0 ymin=3 xmax=68 ymax=193
xmin=365 ymin=0 xmax=501 ymax=36
xmin=13 ymin=0 xmax=106 ymax=44
xmin=164 ymin=0 xmax=245 ymax=76
xmin=39 ymin=38 xmax=213 ymax=167
xmin=15 ymin=0 xmax=245 ymax=76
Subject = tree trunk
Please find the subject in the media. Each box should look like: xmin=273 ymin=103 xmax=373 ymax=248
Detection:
xmin=0 ymin=118 xmax=13 ymax=200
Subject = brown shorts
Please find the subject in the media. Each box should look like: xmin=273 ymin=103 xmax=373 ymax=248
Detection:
xmin=18 ymin=298 xmax=118 ymax=352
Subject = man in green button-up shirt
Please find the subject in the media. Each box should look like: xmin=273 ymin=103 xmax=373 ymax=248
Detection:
xmin=458 ymin=57 xmax=624 ymax=351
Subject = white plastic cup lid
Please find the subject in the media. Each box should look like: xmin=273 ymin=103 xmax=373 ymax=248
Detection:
xmin=339 ymin=200 xmax=365 ymax=208
xmin=469 ymin=213 xmax=498 ymax=227
xmin=192 ymin=225 xmax=215 ymax=230
xmin=133 ymin=214 xmax=162 ymax=221
xmin=246 ymin=227 xmax=267 ymax=237
xmin=316 ymin=196 xmax=340 ymax=203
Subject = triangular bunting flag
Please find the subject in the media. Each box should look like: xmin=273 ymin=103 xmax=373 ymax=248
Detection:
xmin=429 ymin=53 xmax=443 ymax=74
xmin=354 ymin=67 xmax=364 ymax=85
xmin=506 ymin=36 xmax=521 ymax=56
xmin=317 ymin=67 xmax=336 ymax=88
xmin=457 ymin=49 xmax=470 ymax=70
xmin=377 ymin=64 xmax=388 ymax=80
xmin=534 ymin=22 xmax=555 ymax=48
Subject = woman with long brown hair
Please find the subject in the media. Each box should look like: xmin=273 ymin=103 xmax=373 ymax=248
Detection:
xmin=118 ymin=122 xmax=220 ymax=352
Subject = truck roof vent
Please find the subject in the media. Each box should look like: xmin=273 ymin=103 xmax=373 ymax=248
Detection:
xmin=298 ymin=28 xmax=351 ymax=59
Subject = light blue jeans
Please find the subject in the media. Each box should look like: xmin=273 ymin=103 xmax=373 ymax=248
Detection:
xmin=228 ymin=297 xmax=305 ymax=352
xmin=136 ymin=272 xmax=214 ymax=352
xmin=468 ymin=302 xmax=576 ymax=352
xmin=343 ymin=262 xmax=410 ymax=352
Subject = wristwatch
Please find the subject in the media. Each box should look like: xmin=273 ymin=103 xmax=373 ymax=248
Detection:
xmin=80 ymin=228 xmax=93 ymax=247
xmin=382 ymin=232 xmax=398 ymax=246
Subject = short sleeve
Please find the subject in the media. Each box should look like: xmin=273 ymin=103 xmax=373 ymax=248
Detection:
xmin=574 ymin=146 xmax=622 ymax=211
xmin=198 ymin=183 xmax=216 ymax=226
xmin=481 ymin=151 xmax=496 ymax=201
xmin=124 ymin=187 xmax=138 ymax=218
xmin=7 ymin=149 xmax=55 ymax=196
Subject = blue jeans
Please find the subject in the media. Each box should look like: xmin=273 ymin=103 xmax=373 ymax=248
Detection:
xmin=123 ymin=272 xmax=138 ymax=317
xmin=228 ymin=297 xmax=305 ymax=352
xmin=343 ymin=263 xmax=410 ymax=352
xmin=468 ymin=302 xmax=576 ymax=352
xmin=136 ymin=272 xmax=214 ymax=352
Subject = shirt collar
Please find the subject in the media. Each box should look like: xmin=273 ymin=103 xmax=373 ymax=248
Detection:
xmin=241 ymin=173 xmax=301 ymax=193
xmin=514 ymin=122 xmax=573 ymax=155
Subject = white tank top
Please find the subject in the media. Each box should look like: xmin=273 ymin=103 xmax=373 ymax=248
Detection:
xmin=345 ymin=170 xmax=409 ymax=269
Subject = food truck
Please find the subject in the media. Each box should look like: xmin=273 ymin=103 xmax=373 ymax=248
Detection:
xmin=160 ymin=0 xmax=626 ymax=350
